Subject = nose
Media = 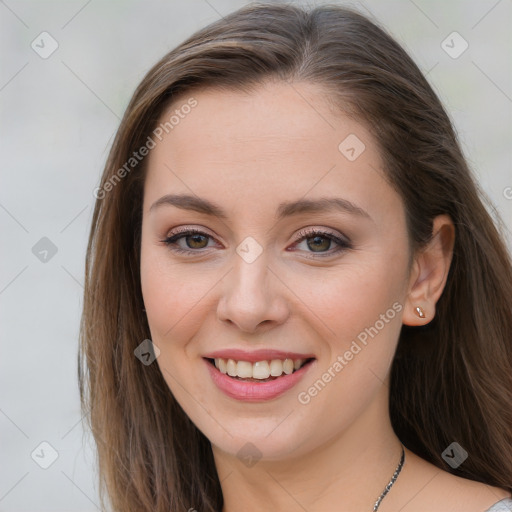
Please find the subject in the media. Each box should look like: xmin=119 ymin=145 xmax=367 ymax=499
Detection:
xmin=216 ymin=250 xmax=290 ymax=334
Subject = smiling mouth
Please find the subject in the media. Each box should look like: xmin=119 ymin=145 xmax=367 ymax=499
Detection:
xmin=205 ymin=357 xmax=315 ymax=382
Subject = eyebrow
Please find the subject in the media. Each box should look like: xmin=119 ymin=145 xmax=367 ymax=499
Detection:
xmin=149 ymin=193 xmax=372 ymax=221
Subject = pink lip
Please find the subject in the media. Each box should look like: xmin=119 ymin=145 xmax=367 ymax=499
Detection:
xmin=203 ymin=357 xmax=316 ymax=402
xmin=202 ymin=349 xmax=315 ymax=363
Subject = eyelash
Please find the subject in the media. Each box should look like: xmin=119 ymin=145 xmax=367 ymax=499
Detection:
xmin=161 ymin=227 xmax=352 ymax=258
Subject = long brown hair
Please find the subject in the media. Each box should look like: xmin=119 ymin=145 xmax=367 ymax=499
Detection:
xmin=78 ymin=3 xmax=512 ymax=510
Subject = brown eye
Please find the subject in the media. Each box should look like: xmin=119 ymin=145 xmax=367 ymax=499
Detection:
xmin=185 ymin=233 xmax=209 ymax=249
xmin=306 ymin=235 xmax=332 ymax=252
xmin=163 ymin=228 xmax=216 ymax=255
xmin=293 ymin=228 xmax=352 ymax=257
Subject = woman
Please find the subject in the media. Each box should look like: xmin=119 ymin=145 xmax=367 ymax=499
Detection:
xmin=79 ymin=3 xmax=512 ymax=511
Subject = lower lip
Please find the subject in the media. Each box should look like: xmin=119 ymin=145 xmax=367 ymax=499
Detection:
xmin=204 ymin=358 xmax=315 ymax=402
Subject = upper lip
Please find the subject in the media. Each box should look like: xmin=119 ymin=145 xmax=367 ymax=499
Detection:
xmin=203 ymin=349 xmax=316 ymax=363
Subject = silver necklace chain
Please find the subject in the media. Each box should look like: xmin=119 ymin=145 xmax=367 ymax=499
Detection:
xmin=372 ymin=445 xmax=405 ymax=512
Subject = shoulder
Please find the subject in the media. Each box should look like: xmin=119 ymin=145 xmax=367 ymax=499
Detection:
xmin=388 ymin=447 xmax=512 ymax=512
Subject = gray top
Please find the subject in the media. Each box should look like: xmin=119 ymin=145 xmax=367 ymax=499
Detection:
xmin=484 ymin=498 xmax=512 ymax=512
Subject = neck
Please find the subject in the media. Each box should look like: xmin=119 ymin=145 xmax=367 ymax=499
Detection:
xmin=213 ymin=387 xmax=403 ymax=512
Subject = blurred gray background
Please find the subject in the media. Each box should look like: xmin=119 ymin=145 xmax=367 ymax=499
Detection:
xmin=0 ymin=0 xmax=510 ymax=510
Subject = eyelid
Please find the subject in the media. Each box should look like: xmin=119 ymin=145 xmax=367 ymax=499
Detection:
xmin=162 ymin=227 xmax=219 ymax=253
xmin=290 ymin=226 xmax=351 ymax=258
xmin=164 ymin=225 xmax=216 ymax=238
xmin=294 ymin=226 xmax=349 ymax=244
xmin=161 ymin=225 xmax=352 ymax=257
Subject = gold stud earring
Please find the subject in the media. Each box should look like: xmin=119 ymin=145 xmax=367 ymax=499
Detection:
xmin=415 ymin=306 xmax=425 ymax=318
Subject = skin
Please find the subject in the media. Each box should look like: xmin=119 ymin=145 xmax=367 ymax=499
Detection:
xmin=139 ymin=80 xmax=510 ymax=511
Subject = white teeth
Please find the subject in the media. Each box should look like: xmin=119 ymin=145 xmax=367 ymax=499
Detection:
xmin=213 ymin=357 xmax=308 ymax=379
xmin=236 ymin=360 xmax=253 ymax=378
xmin=269 ymin=359 xmax=283 ymax=376
xmin=253 ymin=361 xmax=270 ymax=379
xmin=218 ymin=358 xmax=227 ymax=374
xmin=283 ymin=359 xmax=294 ymax=375
xmin=226 ymin=359 xmax=237 ymax=377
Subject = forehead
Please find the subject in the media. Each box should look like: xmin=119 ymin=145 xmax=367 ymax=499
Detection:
xmin=150 ymin=80 xmax=374 ymax=163
xmin=142 ymin=80 xmax=396 ymax=224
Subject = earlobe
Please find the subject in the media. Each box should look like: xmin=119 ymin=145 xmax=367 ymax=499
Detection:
xmin=414 ymin=306 xmax=426 ymax=318
xmin=403 ymin=214 xmax=455 ymax=327
xmin=402 ymin=302 xmax=430 ymax=326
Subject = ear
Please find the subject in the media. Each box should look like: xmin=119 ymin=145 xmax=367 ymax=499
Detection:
xmin=402 ymin=214 xmax=455 ymax=326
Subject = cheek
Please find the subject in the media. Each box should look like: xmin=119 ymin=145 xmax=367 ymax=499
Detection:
xmin=140 ymin=247 xmax=212 ymax=403
xmin=290 ymin=251 xmax=408 ymax=410
xmin=140 ymin=247 xmax=173 ymax=335
xmin=141 ymin=245 xmax=204 ymax=335
xmin=289 ymin=264 xmax=405 ymax=450
xmin=140 ymin=246 xmax=227 ymax=377
xmin=296 ymin=256 xmax=405 ymax=340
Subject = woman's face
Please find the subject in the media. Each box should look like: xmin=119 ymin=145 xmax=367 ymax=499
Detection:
xmin=140 ymin=80 xmax=412 ymax=460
